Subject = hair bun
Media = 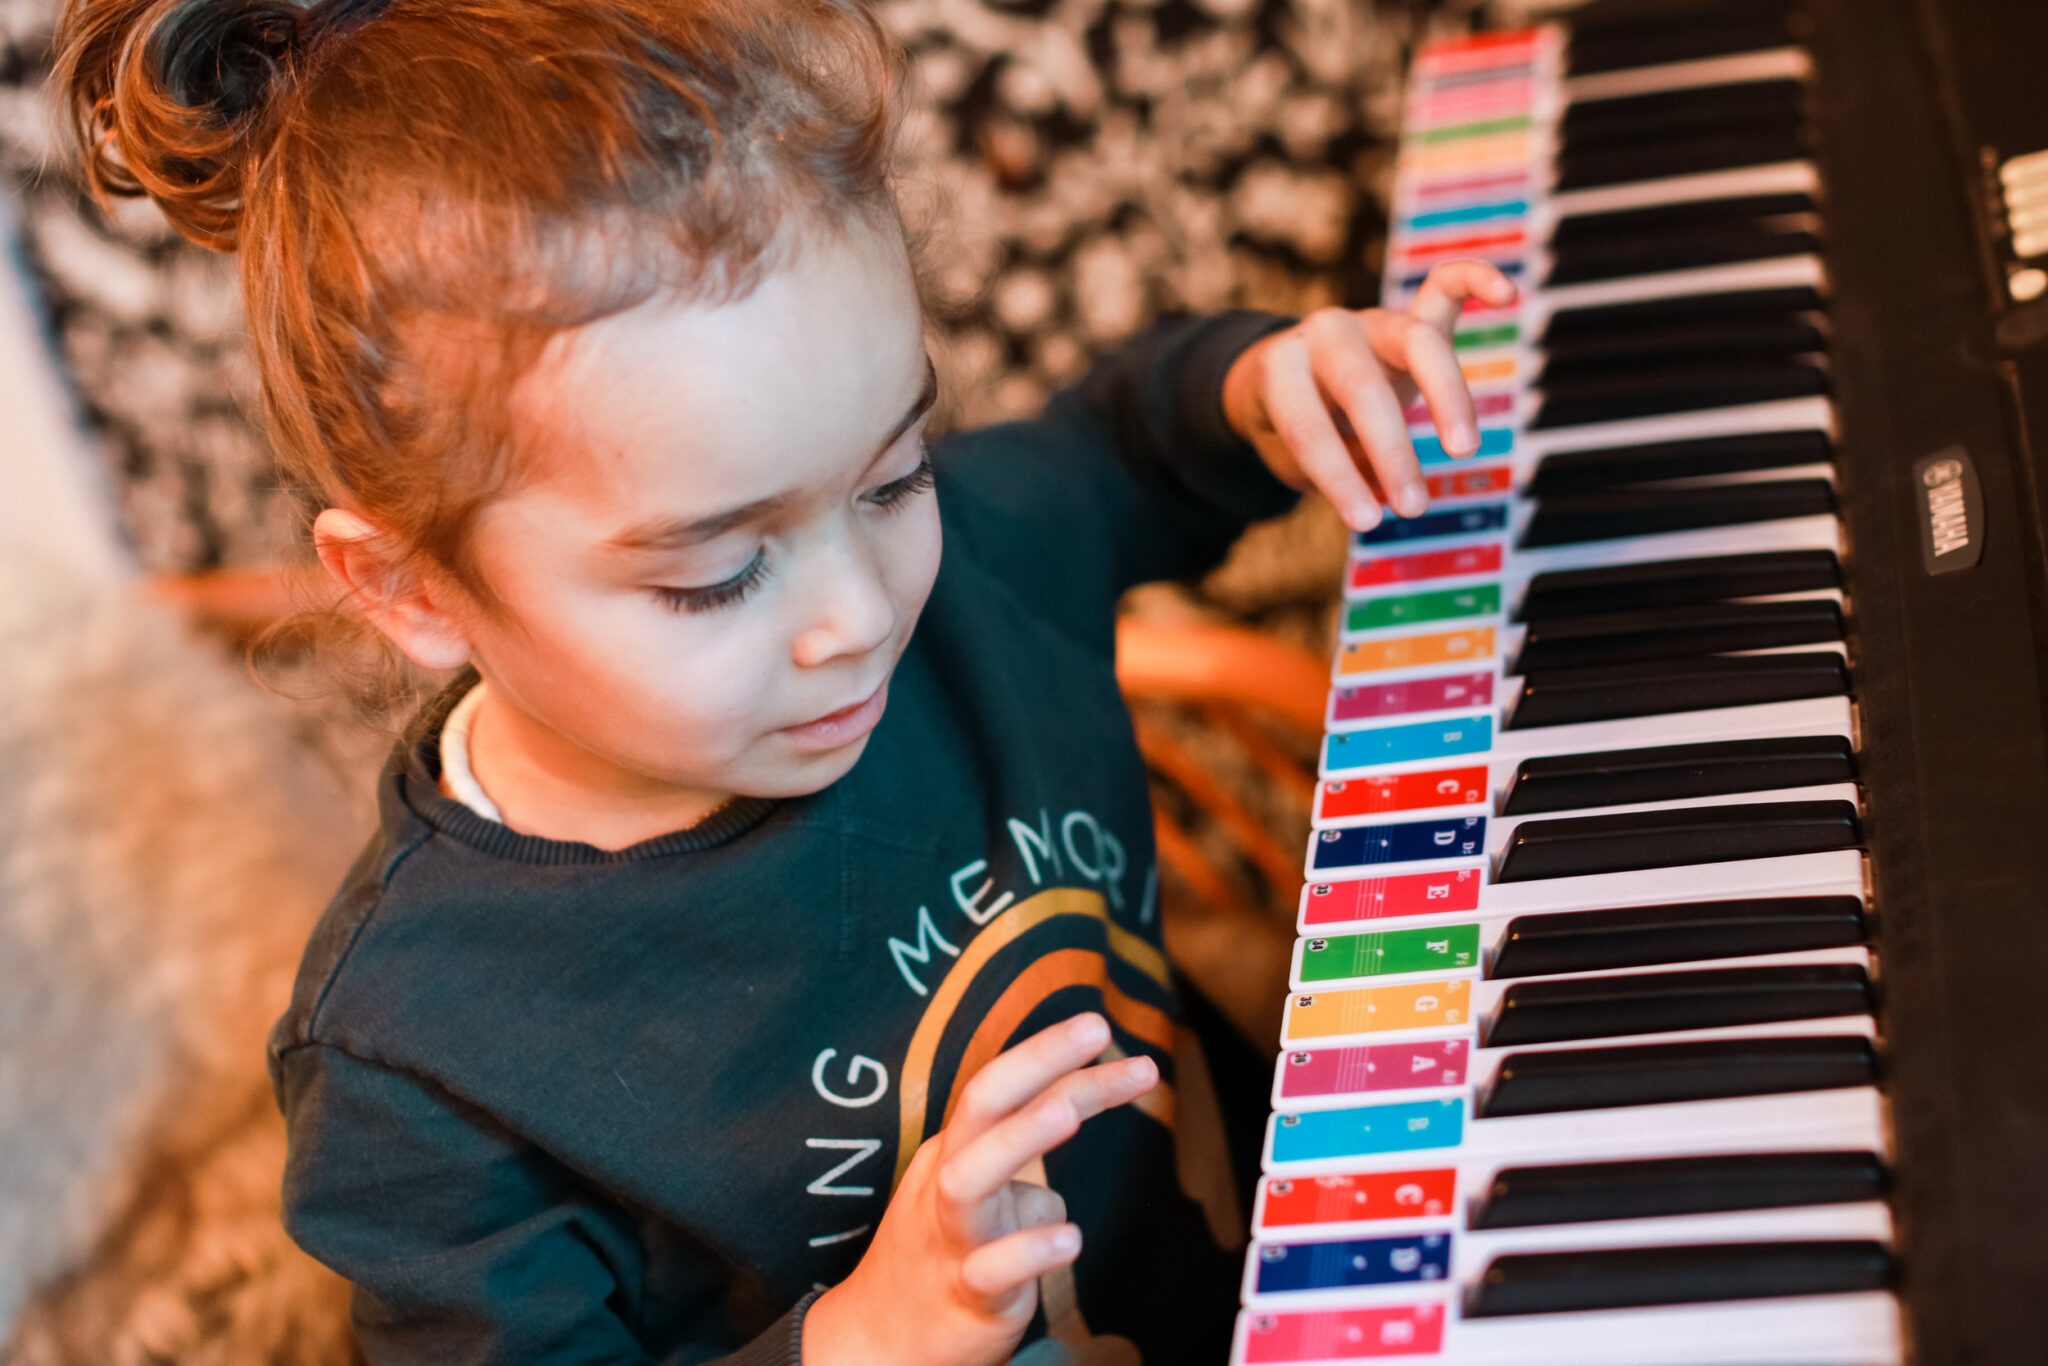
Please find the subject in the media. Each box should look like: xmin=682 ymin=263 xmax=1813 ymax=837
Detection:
xmin=154 ymin=0 xmax=304 ymax=128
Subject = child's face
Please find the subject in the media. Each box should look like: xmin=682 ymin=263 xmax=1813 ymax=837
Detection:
xmin=457 ymin=219 xmax=941 ymax=803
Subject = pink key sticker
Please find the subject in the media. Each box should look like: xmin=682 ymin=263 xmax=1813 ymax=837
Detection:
xmin=1329 ymin=673 xmax=1496 ymax=722
xmin=1279 ymin=1039 xmax=1471 ymax=1100
xmin=1243 ymin=1303 xmax=1447 ymax=1361
xmin=1303 ymin=871 xmax=1482 ymax=926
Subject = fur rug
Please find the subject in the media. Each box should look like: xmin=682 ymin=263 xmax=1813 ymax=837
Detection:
xmin=0 ymin=554 xmax=369 ymax=1366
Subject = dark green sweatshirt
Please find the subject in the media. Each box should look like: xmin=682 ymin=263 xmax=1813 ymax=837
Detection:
xmin=268 ymin=310 xmax=1299 ymax=1365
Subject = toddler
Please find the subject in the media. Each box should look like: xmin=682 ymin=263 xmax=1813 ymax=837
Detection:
xmin=54 ymin=0 xmax=1512 ymax=1361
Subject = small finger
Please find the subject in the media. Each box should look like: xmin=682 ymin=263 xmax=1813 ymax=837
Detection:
xmin=959 ymin=1223 xmax=1083 ymax=1303
xmin=944 ymin=1013 xmax=1112 ymax=1149
xmin=1367 ymin=310 xmax=1480 ymax=460
xmin=937 ymin=1055 xmax=1157 ymax=1216
xmin=1308 ymin=318 xmax=1428 ymax=518
xmin=1409 ymin=259 xmax=1519 ymax=335
xmin=1262 ymin=334 xmax=1384 ymax=531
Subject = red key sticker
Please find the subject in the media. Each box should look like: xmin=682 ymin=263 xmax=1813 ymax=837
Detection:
xmin=1243 ymin=1303 xmax=1447 ymax=1361
xmin=1261 ymin=1166 xmax=1459 ymax=1226
xmin=1426 ymin=464 xmax=1513 ymax=500
xmin=1318 ymin=765 xmax=1488 ymax=818
xmin=1278 ymin=1040 xmax=1471 ymax=1101
xmin=1303 ymin=871 xmax=1482 ymax=926
xmin=1350 ymin=545 xmax=1503 ymax=590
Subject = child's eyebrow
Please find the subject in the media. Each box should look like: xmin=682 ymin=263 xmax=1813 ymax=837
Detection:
xmin=606 ymin=354 xmax=939 ymax=555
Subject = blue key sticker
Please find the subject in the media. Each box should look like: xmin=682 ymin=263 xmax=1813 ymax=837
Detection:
xmin=1324 ymin=715 xmax=1494 ymax=770
xmin=1311 ymin=817 xmax=1486 ymax=872
xmin=1269 ymin=1098 xmax=1466 ymax=1164
xmin=1414 ymin=428 xmax=1514 ymax=466
xmin=1355 ymin=503 xmax=1509 ymax=547
xmin=1406 ymin=201 xmax=1528 ymax=231
xmin=1255 ymin=1233 xmax=1453 ymax=1294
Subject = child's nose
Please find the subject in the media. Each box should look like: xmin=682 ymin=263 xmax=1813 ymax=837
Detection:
xmin=790 ymin=542 xmax=896 ymax=671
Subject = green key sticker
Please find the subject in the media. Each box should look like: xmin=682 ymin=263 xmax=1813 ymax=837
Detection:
xmin=1300 ymin=924 xmax=1483 ymax=982
xmin=1415 ymin=115 xmax=1532 ymax=145
xmin=1454 ymin=323 xmax=1519 ymax=351
xmin=1346 ymin=584 xmax=1501 ymax=634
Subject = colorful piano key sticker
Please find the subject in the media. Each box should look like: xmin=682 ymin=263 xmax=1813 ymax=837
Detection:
xmin=1353 ymin=502 xmax=1508 ymax=547
xmin=1251 ymin=1232 xmax=1452 ymax=1296
xmin=1300 ymin=871 xmax=1483 ymax=931
xmin=1314 ymin=766 xmax=1489 ymax=821
xmin=1270 ymin=1098 xmax=1466 ymax=1166
xmin=1298 ymin=925 xmax=1482 ymax=984
xmin=1348 ymin=544 xmax=1501 ymax=592
xmin=1256 ymin=1168 xmax=1459 ymax=1231
xmin=1308 ymin=817 xmax=1486 ymax=873
xmin=1321 ymin=716 xmax=1494 ymax=773
xmin=1275 ymin=1041 xmax=1471 ymax=1106
xmin=1238 ymin=1302 xmax=1448 ymax=1363
xmin=1285 ymin=979 xmax=1472 ymax=1042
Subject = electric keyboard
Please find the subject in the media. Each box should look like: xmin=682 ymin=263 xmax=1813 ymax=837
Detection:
xmin=1230 ymin=1 xmax=2048 ymax=1362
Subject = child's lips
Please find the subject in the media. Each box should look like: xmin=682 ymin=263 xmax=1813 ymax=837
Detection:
xmin=779 ymin=679 xmax=890 ymax=750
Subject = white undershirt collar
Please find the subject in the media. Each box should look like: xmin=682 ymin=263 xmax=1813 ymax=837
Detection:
xmin=438 ymin=681 xmax=505 ymax=824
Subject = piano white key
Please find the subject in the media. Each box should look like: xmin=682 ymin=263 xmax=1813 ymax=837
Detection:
xmin=1281 ymin=944 xmax=1872 ymax=1050
xmin=1262 ymin=1087 xmax=1887 ymax=1177
xmin=1547 ymin=159 xmax=1822 ymax=220
xmin=1274 ymin=1013 xmax=1879 ymax=1113
xmin=1242 ymin=1203 xmax=1893 ymax=1310
xmin=1234 ymin=1294 xmax=1902 ymax=1366
xmin=1535 ymin=254 xmax=1826 ymax=316
xmin=1561 ymin=47 xmax=1815 ymax=106
xmin=1517 ymin=394 xmax=1836 ymax=458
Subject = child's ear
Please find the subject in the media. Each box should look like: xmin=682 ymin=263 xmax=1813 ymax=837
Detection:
xmin=313 ymin=508 xmax=475 ymax=673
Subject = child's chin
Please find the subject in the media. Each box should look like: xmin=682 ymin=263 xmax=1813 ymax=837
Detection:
xmin=752 ymin=734 xmax=874 ymax=796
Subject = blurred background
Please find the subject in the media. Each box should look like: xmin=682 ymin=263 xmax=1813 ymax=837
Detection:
xmin=0 ymin=0 xmax=1480 ymax=1360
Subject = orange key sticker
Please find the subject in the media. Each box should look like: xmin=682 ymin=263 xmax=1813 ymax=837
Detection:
xmin=1286 ymin=979 xmax=1473 ymax=1041
xmin=1339 ymin=627 xmax=1497 ymax=676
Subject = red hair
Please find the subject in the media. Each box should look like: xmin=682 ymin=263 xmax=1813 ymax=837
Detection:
xmin=54 ymin=0 xmax=907 ymax=609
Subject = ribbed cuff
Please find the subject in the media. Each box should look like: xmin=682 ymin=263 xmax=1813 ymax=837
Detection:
xmin=715 ymin=1287 xmax=821 ymax=1366
xmin=1167 ymin=309 xmax=1304 ymax=524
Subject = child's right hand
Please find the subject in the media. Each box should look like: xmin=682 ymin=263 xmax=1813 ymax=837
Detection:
xmin=802 ymin=1013 xmax=1156 ymax=1366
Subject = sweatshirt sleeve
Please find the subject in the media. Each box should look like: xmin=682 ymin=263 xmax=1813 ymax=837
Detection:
xmin=275 ymin=1043 xmax=812 ymax=1366
xmin=932 ymin=310 xmax=1300 ymax=653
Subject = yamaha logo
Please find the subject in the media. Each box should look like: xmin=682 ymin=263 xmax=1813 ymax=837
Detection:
xmin=1913 ymin=447 xmax=1983 ymax=575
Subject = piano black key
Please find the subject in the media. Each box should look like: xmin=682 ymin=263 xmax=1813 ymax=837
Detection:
xmin=1540 ymin=283 xmax=1826 ymax=348
xmin=1538 ymin=312 xmax=1828 ymax=374
xmin=1512 ymin=598 xmax=1843 ymax=674
xmin=1502 ymin=736 xmax=1857 ymax=815
xmin=1526 ymin=431 xmax=1836 ymax=499
xmin=1555 ymin=129 xmax=1811 ymax=192
xmin=1560 ymin=79 xmax=1806 ymax=149
xmin=1517 ymin=548 xmax=1841 ymax=620
xmin=1566 ymin=0 xmax=1800 ymax=79
xmin=1472 ymin=1150 xmax=1889 ymax=1230
xmin=1486 ymin=962 xmax=1874 ymax=1047
xmin=1492 ymin=894 xmax=1869 ymax=979
xmin=1477 ymin=1034 xmax=1878 ymax=1118
xmin=1520 ymin=478 xmax=1836 ymax=548
xmin=1464 ymin=1241 xmax=1894 ymax=1317
xmin=1493 ymin=799 xmax=1862 ymax=882
xmin=1529 ymin=360 xmax=1827 ymax=430
xmin=1548 ymin=226 xmax=1820 ymax=285
xmin=1506 ymin=651 xmax=1850 ymax=729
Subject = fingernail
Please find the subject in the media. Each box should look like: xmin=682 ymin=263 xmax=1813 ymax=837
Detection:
xmin=1127 ymin=1055 xmax=1158 ymax=1083
xmin=1398 ymin=486 xmax=1428 ymax=518
xmin=1350 ymin=499 xmax=1382 ymax=532
xmin=1053 ymin=1226 xmax=1081 ymax=1256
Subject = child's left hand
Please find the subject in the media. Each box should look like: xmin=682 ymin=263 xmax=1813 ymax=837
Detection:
xmin=1221 ymin=260 xmax=1519 ymax=533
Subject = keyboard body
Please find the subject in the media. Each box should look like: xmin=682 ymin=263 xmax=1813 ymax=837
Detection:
xmin=1230 ymin=1 xmax=2048 ymax=1362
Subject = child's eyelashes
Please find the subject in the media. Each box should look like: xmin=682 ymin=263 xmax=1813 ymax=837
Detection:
xmin=652 ymin=551 xmax=770 ymax=614
xmin=867 ymin=450 xmax=935 ymax=511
